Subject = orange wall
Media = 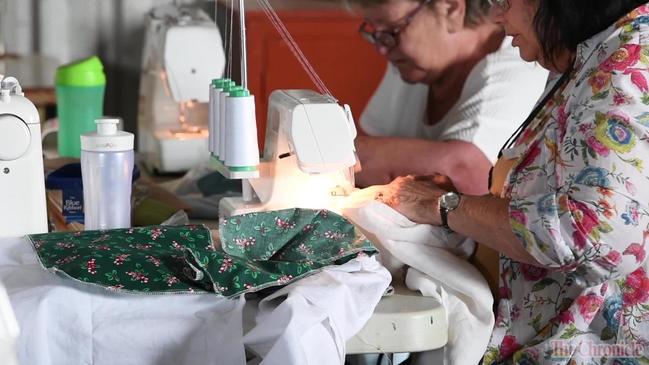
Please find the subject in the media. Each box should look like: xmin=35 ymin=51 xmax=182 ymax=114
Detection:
xmin=245 ymin=10 xmax=387 ymax=148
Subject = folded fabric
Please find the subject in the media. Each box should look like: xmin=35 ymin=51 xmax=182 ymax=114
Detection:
xmin=28 ymin=209 xmax=378 ymax=298
xmin=345 ymin=201 xmax=494 ymax=365
xmin=244 ymin=256 xmax=391 ymax=365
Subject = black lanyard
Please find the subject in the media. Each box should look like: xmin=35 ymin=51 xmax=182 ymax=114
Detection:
xmin=488 ymin=68 xmax=573 ymax=190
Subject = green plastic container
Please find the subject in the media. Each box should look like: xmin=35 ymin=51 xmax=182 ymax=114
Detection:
xmin=56 ymin=56 xmax=106 ymax=158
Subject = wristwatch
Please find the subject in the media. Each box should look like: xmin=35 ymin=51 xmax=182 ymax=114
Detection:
xmin=439 ymin=191 xmax=461 ymax=230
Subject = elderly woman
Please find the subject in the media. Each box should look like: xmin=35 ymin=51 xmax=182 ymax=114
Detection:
xmin=367 ymin=0 xmax=649 ymax=363
xmin=351 ymin=0 xmax=548 ymax=194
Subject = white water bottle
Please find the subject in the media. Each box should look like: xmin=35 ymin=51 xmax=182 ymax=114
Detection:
xmin=80 ymin=118 xmax=134 ymax=230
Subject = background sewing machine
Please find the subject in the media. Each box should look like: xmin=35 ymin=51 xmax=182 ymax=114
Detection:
xmin=138 ymin=2 xmax=225 ymax=174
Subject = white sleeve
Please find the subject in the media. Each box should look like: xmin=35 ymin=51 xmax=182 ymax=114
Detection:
xmin=439 ymin=41 xmax=550 ymax=162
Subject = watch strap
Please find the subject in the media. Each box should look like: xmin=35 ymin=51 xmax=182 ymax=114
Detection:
xmin=439 ymin=192 xmax=461 ymax=230
xmin=440 ymin=206 xmax=450 ymax=230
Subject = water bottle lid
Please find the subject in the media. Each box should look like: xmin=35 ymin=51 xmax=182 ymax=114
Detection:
xmin=56 ymin=56 xmax=106 ymax=87
xmin=81 ymin=118 xmax=134 ymax=152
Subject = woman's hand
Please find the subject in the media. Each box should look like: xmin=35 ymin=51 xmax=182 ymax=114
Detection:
xmin=350 ymin=176 xmax=545 ymax=266
xmin=362 ymin=175 xmax=449 ymax=226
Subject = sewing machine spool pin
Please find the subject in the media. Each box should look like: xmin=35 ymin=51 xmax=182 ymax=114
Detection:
xmin=241 ymin=179 xmax=256 ymax=203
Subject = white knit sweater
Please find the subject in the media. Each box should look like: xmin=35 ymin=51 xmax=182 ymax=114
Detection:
xmin=360 ymin=37 xmax=550 ymax=163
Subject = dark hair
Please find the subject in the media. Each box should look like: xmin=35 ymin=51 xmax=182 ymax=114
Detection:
xmin=534 ymin=0 xmax=648 ymax=64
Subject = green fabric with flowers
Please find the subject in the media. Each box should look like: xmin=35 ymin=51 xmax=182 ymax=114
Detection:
xmin=28 ymin=208 xmax=377 ymax=298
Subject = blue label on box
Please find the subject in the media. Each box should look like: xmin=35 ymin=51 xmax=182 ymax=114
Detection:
xmin=62 ymin=189 xmax=84 ymax=223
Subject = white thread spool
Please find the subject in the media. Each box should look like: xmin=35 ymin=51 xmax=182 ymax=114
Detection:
xmin=224 ymin=88 xmax=259 ymax=170
xmin=209 ymin=79 xmax=228 ymax=156
xmin=218 ymin=81 xmax=236 ymax=162
xmin=208 ymin=81 xmax=216 ymax=153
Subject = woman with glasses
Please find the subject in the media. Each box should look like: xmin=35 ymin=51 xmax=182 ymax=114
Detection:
xmin=362 ymin=0 xmax=649 ymax=363
xmin=351 ymin=0 xmax=548 ymax=195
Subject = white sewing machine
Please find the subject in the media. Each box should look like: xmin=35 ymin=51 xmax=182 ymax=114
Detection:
xmin=217 ymin=90 xmax=359 ymax=217
xmin=138 ymin=2 xmax=225 ymax=173
xmin=0 ymin=76 xmax=48 ymax=237
xmin=216 ymin=89 xmax=448 ymax=357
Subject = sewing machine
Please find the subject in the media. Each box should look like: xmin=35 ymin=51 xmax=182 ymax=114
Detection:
xmin=0 ymin=76 xmax=48 ymax=237
xmin=216 ymin=89 xmax=449 ymax=357
xmin=216 ymin=89 xmax=358 ymax=217
xmin=138 ymin=2 xmax=225 ymax=173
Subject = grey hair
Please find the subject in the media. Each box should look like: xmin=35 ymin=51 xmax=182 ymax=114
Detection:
xmin=345 ymin=0 xmax=494 ymax=26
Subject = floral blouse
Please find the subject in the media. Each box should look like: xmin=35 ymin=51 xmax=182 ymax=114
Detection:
xmin=483 ymin=5 xmax=649 ymax=365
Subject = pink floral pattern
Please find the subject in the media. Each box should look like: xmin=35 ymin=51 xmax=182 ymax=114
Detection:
xmin=484 ymin=6 xmax=649 ymax=365
xmin=622 ymin=268 xmax=649 ymax=307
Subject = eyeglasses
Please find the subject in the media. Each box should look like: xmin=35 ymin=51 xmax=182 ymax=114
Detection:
xmin=359 ymin=0 xmax=433 ymax=51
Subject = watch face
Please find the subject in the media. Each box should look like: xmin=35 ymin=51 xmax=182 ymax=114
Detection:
xmin=441 ymin=192 xmax=460 ymax=209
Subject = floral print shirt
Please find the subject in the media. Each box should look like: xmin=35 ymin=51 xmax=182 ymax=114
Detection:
xmin=483 ymin=5 xmax=649 ymax=365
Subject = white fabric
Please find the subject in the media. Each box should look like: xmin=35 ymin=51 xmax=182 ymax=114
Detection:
xmin=360 ymin=37 xmax=549 ymax=163
xmin=345 ymin=202 xmax=494 ymax=365
xmin=0 ymin=236 xmax=389 ymax=365
xmin=244 ymin=257 xmax=391 ymax=365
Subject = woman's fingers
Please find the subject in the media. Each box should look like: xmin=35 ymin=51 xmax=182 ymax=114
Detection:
xmin=346 ymin=185 xmax=389 ymax=206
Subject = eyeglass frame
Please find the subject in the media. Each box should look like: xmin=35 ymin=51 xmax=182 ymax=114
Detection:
xmin=358 ymin=0 xmax=433 ymax=51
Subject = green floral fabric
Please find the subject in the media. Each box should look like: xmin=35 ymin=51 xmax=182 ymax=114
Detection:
xmin=28 ymin=209 xmax=377 ymax=298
